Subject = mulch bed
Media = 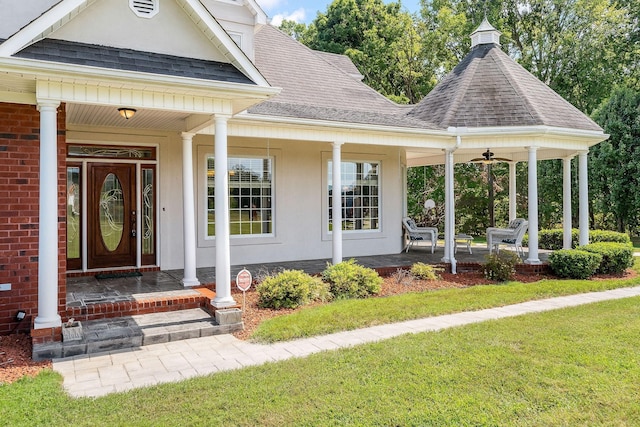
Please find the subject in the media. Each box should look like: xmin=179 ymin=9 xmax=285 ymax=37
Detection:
xmin=0 ymin=334 xmax=52 ymax=385
xmin=1 ymin=269 xmax=632 ymax=385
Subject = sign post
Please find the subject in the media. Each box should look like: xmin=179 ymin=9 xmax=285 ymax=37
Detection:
xmin=236 ymin=268 xmax=252 ymax=311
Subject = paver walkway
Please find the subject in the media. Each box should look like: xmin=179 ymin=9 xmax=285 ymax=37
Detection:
xmin=53 ymin=286 xmax=640 ymax=397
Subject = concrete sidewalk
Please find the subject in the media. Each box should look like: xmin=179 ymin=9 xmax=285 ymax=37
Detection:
xmin=53 ymin=286 xmax=640 ymax=398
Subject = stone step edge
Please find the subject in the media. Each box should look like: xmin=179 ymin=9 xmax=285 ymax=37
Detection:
xmin=33 ymin=308 xmax=243 ymax=361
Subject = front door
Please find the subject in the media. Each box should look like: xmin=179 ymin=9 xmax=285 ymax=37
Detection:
xmin=87 ymin=163 xmax=137 ymax=269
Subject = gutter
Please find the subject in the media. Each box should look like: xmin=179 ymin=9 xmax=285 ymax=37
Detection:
xmin=0 ymin=56 xmax=281 ymax=100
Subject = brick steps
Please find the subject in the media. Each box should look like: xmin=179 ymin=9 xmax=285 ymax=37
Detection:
xmin=33 ymin=308 xmax=243 ymax=360
xmin=64 ymin=289 xmax=210 ymax=323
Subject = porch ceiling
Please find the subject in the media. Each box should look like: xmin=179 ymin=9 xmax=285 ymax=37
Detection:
xmin=406 ymin=145 xmax=580 ymax=166
xmin=67 ymin=103 xmax=192 ymax=131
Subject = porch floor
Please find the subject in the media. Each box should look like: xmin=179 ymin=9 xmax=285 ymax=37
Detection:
xmin=67 ymin=244 xmax=548 ymax=305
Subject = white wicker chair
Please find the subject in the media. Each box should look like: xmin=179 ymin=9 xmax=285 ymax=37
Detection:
xmin=489 ymin=219 xmax=529 ymax=258
xmin=487 ymin=218 xmax=525 ymax=252
xmin=402 ymin=217 xmax=438 ymax=253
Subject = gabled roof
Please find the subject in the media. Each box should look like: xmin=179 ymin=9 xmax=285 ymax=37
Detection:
xmin=14 ymin=38 xmax=254 ymax=84
xmin=408 ymin=42 xmax=602 ymax=132
xmin=249 ymin=25 xmax=438 ymax=129
xmin=0 ymin=0 xmax=269 ymax=86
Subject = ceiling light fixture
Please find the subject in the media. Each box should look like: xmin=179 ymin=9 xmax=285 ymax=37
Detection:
xmin=118 ymin=107 xmax=137 ymax=120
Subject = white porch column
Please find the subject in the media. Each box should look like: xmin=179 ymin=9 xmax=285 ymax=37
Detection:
xmin=181 ymin=132 xmax=200 ymax=287
xmin=509 ymin=162 xmax=517 ymax=221
xmin=562 ymin=156 xmax=574 ymax=249
xmin=442 ymin=148 xmax=456 ymax=273
xmin=579 ymin=150 xmax=589 ymax=246
xmin=34 ymin=101 xmax=62 ymax=329
xmin=213 ymin=115 xmax=236 ymax=308
xmin=526 ymin=146 xmax=541 ymax=264
xmin=332 ymin=142 xmax=343 ymax=265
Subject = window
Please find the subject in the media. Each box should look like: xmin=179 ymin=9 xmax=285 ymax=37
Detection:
xmin=328 ymin=161 xmax=379 ymax=232
xmin=207 ymin=156 xmax=273 ymax=237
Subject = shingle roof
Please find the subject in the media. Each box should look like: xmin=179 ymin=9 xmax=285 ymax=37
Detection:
xmin=314 ymin=50 xmax=364 ymax=81
xmin=249 ymin=25 xmax=438 ymax=129
xmin=407 ymin=43 xmax=602 ymax=131
xmin=13 ymin=38 xmax=254 ymax=84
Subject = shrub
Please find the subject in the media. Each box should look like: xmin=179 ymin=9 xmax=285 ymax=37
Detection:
xmin=523 ymin=228 xmax=631 ymax=249
xmin=590 ymin=230 xmax=631 ymax=245
xmin=580 ymin=242 xmax=634 ymax=275
xmin=410 ymin=262 xmax=440 ymax=280
xmin=322 ymin=259 xmax=382 ymax=299
xmin=483 ymin=251 xmax=520 ymax=282
xmin=548 ymin=249 xmax=602 ymax=279
xmin=257 ymin=270 xmax=330 ymax=309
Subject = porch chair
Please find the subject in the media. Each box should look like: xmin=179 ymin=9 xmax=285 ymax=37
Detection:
xmin=402 ymin=217 xmax=438 ymax=253
xmin=487 ymin=218 xmax=525 ymax=252
xmin=489 ymin=219 xmax=529 ymax=258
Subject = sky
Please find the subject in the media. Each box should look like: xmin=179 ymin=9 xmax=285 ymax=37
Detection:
xmin=256 ymin=0 xmax=422 ymax=26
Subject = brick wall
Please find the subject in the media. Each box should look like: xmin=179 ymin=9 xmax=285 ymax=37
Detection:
xmin=0 ymin=102 xmax=66 ymax=335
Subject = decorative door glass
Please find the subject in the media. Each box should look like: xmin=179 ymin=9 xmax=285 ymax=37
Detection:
xmin=66 ymin=166 xmax=81 ymax=266
xmin=142 ymin=167 xmax=155 ymax=262
xmin=99 ymin=173 xmax=125 ymax=251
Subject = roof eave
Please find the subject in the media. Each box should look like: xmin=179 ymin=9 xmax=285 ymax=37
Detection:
xmin=0 ymin=56 xmax=281 ymax=100
xmin=239 ymin=111 xmax=452 ymax=137
xmin=447 ymin=125 xmax=608 ymax=145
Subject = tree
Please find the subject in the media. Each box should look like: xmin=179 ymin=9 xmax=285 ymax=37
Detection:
xmin=289 ymin=0 xmax=436 ymax=103
xmin=421 ymin=0 xmax=633 ymax=114
xmin=590 ymin=86 xmax=640 ymax=233
xmin=277 ymin=19 xmax=310 ymax=43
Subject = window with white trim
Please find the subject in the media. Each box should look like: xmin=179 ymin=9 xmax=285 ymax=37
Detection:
xmin=328 ymin=160 xmax=379 ymax=231
xmin=207 ymin=156 xmax=273 ymax=236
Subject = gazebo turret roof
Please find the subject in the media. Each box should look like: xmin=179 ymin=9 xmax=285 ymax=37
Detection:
xmin=407 ymin=19 xmax=602 ymax=132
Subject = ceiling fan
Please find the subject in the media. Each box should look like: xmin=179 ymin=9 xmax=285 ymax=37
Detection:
xmin=470 ymin=149 xmax=511 ymax=164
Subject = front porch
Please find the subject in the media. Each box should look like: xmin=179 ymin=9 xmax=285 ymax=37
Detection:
xmin=66 ymin=244 xmax=550 ymax=309
xmin=32 ymin=245 xmax=549 ymax=360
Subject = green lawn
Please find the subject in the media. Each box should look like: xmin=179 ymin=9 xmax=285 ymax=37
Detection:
xmin=251 ymin=263 xmax=640 ymax=342
xmin=2 ymin=297 xmax=640 ymax=426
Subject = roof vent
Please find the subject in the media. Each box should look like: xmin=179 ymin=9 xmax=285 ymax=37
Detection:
xmin=470 ymin=17 xmax=501 ymax=48
xmin=130 ymin=0 xmax=159 ymax=19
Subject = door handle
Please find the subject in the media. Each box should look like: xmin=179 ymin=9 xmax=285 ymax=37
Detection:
xmin=131 ymin=210 xmax=137 ymax=238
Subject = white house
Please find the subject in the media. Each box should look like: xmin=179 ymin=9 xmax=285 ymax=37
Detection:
xmin=0 ymin=0 xmax=606 ymax=343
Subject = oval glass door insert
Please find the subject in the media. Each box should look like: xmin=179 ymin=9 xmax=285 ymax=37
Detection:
xmin=99 ymin=173 xmax=124 ymax=251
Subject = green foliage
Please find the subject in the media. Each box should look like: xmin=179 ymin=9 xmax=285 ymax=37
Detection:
xmin=580 ymin=242 xmax=634 ymax=275
xmin=410 ymin=262 xmax=440 ymax=280
xmin=537 ymin=229 xmax=574 ymax=250
xmin=277 ymin=19 xmax=310 ymax=42
xmin=483 ymin=251 xmax=520 ymax=282
xmin=523 ymin=228 xmax=632 ymax=250
xmin=591 ymin=86 xmax=640 ymax=234
xmin=421 ymin=0 xmax=634 ymax=113
xmin=257 ymin=270 xmax=330 ymax=309
xmin=254 ymin=262 xmax=640 ymax=342
xmin=297 ymin=0 xmax=436 ymax=103
xmin=5 ymin=299 xmax=640 ymax=425
xmin=548 ymin=249 xmax=602 ymax=279
xmin=321 ymin=259 xmax=382 ymax=299
xmin=590 ymin=229 xmax=632 ymax=245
